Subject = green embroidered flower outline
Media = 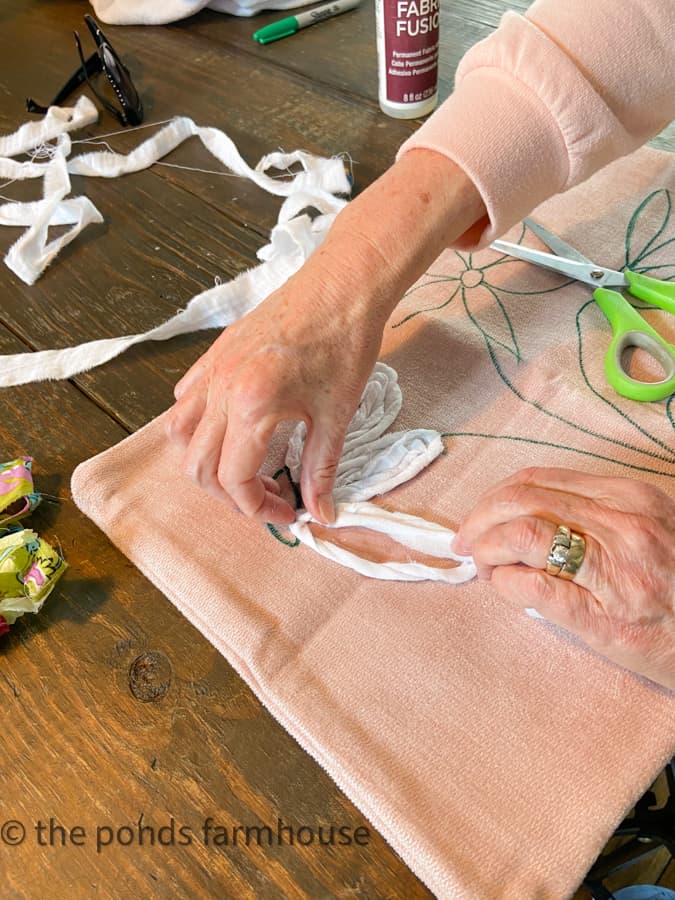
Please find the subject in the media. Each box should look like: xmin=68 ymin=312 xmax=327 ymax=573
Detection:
xmin=392 ymin=222 xmax=571 ymax=363
xmin=393 ymin=191 xmax=675 ymax=478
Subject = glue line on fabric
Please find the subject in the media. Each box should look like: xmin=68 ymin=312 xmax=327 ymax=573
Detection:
xmin=253 ymin=0 xmax=361 ymax=44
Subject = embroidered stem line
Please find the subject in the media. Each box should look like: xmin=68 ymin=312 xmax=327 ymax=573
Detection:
xmin=266 ymin=466 xmax=301 ymax=547
xmin=625 ymin=190 xmax=672 ymax=268
xmin=486 ymin=340 xmax=675 ymax=464
xmin=462 ymin=284 xmax=521 ymax=361
xmin=441 ymin=433 xmax=674 ymax=478
xmin=393 ymin=281 xmax=461 ymax=328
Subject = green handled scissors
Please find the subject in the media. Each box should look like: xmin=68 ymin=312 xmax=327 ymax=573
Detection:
xmin=491 ymin=218 xmax=675 ymax=402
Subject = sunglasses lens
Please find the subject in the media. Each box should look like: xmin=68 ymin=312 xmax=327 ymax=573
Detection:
xmin=101 ymin=43 xmax=143 ymax=125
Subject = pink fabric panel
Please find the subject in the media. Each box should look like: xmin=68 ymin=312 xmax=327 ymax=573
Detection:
xmin=72 ymin=147 xmax=675 ymax=899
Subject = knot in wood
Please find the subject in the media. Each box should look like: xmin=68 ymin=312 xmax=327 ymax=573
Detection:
xmin=128 ymin=651 xmax=172 ymax=702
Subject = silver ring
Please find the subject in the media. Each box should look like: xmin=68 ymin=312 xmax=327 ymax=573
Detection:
xmin=546 ymin=524 xmax=586 ymax=581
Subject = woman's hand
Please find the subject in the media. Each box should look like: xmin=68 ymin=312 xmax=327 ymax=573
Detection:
xmin=164 ymin=240 xmax=388 ymax=525
xmin=164 ymin=150 xmax=486 ymax=525
xmin=453 ymin=467 xmax=675 ymax=691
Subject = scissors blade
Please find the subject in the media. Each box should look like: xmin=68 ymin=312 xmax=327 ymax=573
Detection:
xmin=523 ymin=217 xmax=593 ymax=264
xmin=490 ymin=240 xmax=628 ymax=289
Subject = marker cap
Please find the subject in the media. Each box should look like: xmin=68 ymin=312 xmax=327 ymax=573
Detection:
xmin=253 ymin=17 xmax=299 ymax=43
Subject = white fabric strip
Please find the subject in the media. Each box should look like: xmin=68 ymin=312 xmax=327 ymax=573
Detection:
xmin=289 ymin=504 xmax=476 ymax=583
xmin=0 ymin=96 xmax=97 ymax=157
xmin=67 ymin=119 xmax=349 ymax=201
xmin=0 ymin=212 xmax=339 ymax=385
xmin=3 ymin=139 xmax=104 ymax=286
xmin=0 ymin=99 xmax=102 ymax=285
xmin=0 ymin=196 xmax=96 ymax=227
xmin=0 ymin=104 xmax=350 ymax=383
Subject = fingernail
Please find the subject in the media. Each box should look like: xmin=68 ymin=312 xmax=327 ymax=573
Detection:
xmin=318 ymin=493 xmax=335 ymax=524
xmin=452 ymin=533 xmax=470 ymax=555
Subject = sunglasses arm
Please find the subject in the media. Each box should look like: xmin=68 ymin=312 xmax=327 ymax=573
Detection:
xmin=26 ymin=49 xmax=102 ymax=115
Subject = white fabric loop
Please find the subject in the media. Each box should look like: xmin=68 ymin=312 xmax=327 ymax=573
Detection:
xmin=0 ymin=97 xmax=97 ymax=158
xmin=289 ymin=504 xmax=476 ymax=583
xmin=287 ymin=363 xmax=445 ymax=504
xmin=332 ymin=429 xmax=444 ymax=502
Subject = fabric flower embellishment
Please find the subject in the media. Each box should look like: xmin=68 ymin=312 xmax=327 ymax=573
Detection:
xmin=0 ymin=457 xmax=67 ymax=633
xmin=0 ymin=457 xmax=42 ymax=534
xmin=0 ymin=528 xmax=67 ymax=628
xmin=282 ymin=363 xmax=476 ymax=582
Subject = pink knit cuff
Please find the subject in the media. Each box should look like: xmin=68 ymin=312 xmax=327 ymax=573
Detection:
xmin=398 ymin=67 xmax=569 ymax=248
xmin=397 ymin=11 xmax=638 ymax=248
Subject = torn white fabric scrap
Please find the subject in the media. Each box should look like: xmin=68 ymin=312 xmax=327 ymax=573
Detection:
xmin=3 ymin=139 xmax=104 ymax=286
xmin=0 ymin=103 xmax=350 ymax=384
xmin=0 ymin=96 xmax=97 ymax=157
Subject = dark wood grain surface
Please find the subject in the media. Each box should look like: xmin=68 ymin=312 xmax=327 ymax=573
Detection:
xmin=1 ymin=2 xmax=673 ymax=897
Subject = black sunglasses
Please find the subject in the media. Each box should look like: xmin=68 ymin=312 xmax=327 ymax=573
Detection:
xmin=26 ymin=15 xmax=143 ymax=127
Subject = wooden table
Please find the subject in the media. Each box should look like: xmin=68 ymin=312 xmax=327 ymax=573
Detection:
xmin=1 ymin=2 xmax=673 ymax=897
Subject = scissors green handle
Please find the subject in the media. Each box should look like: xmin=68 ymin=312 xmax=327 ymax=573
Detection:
xmin=491 ymin=219 xmax=675 ymax=401
xmin=594 ymin=287 xmax=675 ymax=402
xmin=624 ymin=270 xmax=675 ymax=313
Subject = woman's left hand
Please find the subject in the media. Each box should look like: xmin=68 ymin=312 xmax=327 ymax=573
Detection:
xmin=452 ymin=467 xmax=675 ymax=691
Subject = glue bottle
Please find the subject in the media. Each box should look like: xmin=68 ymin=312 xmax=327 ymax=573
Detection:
xmin=375 ymin=0 xmax=440 ymax=119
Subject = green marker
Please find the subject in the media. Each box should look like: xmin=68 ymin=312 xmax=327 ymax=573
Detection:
xmin=253 ymin=0 xmax=361 ymax=44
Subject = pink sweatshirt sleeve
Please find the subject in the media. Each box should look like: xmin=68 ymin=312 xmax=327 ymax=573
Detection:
xmin=397 ymin=0 xmax=675 ymax=247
